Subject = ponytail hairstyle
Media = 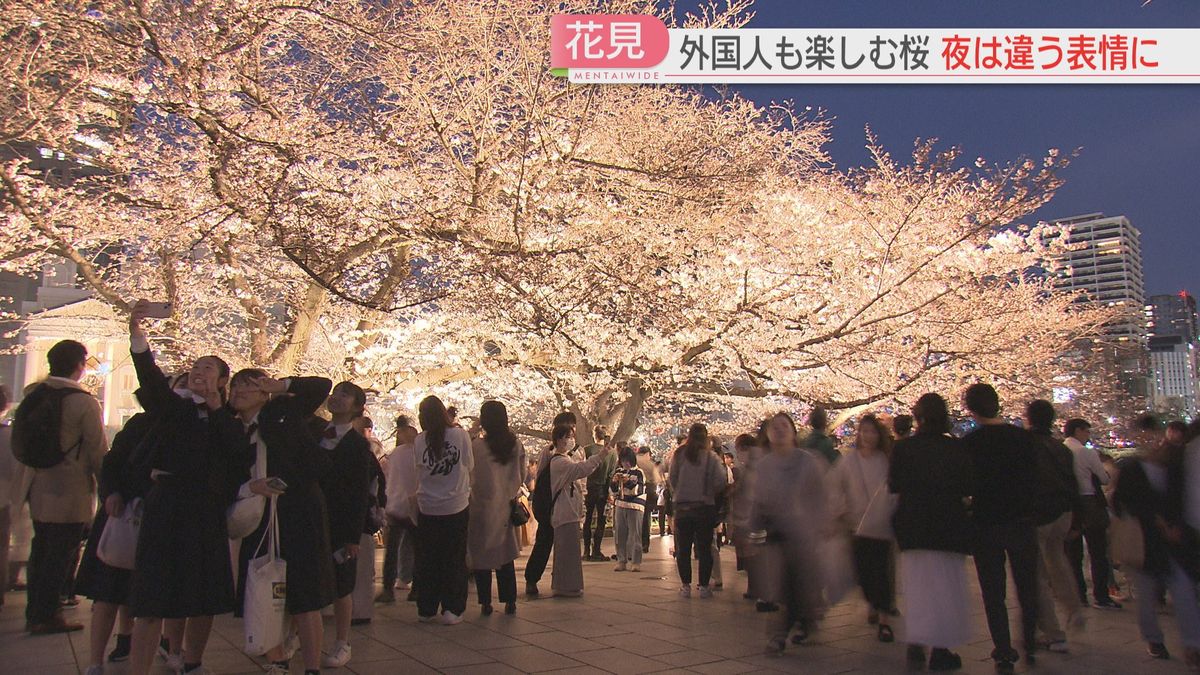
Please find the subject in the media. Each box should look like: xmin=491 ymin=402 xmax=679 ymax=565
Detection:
xmin=480 ymin=400 xmax=517 ymax=465
xmin=683 ymin=423 xmax=709 ymax=464
xmin=418 ymin=395 xmax=450 ymax=462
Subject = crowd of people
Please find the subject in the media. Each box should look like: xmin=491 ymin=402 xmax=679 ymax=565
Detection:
xmin=3 ymin=308 xmax=1200 ymax=674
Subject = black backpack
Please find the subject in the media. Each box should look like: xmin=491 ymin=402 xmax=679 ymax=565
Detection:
xmin=531 ymin=455 xmax=562 ymax=522
xmin=11 ymin=384 xmax=88 ymax=468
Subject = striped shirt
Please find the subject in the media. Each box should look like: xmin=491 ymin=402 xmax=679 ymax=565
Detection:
xmin=611 ymin=467 xmax=647 ymax=511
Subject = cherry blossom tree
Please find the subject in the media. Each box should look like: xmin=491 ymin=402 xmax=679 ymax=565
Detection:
xmin=2 ymin=0 xmax=1116 ymax=440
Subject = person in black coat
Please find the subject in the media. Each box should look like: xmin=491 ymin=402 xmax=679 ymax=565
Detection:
xmin=313 ymin=381 xmax=373 ymax=670
xmin=125 ymin=304 xmax=247 ymax=675
xmin=1112 ymin=414 xmax=1200 ymax=663
xmin=229 ymin=368 xmax=335 ymax=675
xmin=889 ymin=393 xmax=975 ymax=671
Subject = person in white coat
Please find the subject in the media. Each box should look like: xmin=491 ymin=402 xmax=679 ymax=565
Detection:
xmin=544 ymin=424 xmax=611 ymax=597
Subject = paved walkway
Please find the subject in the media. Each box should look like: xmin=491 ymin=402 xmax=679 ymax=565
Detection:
xmin=0 ymin=537 xmax=1192 ymax=674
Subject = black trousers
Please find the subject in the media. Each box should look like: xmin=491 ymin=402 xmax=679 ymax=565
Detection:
xmin=582 ymin=492 xmax=607 ymax=556
xmin=1066 ymin=521 xmax=1112 ymax=603
xmin=852 ymin=536 xmax=894 ymax=613
xmin=474 ymin=562 xmax=517 ymax=605
xmin=524 ymin=516 xmax=555 ymax=586
xmin=674 ymin=506 xmax=716 ymax=586
xmin=973 ymin=522 xmax=1040 ymax=654
xmin=641 ymin=489 xmax=656 ymax=548
xmin=27 ymin=521 xmax=85 ymax=624
xmin=414 ymin=509 xmax=468 ymax=617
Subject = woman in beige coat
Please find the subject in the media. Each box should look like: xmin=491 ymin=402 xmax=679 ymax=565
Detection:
xmin=545 ymin=425 xmax=610 ymax=597
xmin=467 ymin=401 xmax=526 ymax=615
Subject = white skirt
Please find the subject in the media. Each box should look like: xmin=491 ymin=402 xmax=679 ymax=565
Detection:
xmin=900 ymin=550 xmax=972 ymax=649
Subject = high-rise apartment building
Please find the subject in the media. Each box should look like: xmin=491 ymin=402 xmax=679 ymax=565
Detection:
xmin=1147 ymin=292 xmax=1199 ymax=421
xmin=1047 ymin=213 xmax=1148 ymax=406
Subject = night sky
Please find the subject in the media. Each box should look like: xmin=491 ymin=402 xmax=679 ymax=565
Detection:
xmin=675 ymin=0 xmax=1200 ymax=296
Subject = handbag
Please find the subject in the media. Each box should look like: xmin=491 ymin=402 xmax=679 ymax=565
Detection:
xmin=97 ymin=497 xmax=143 ymax=570
xmin=510 ymin=497 xmax=531 ymax=527
xmin=856 ymin=483 xmax=898 ymax=541
xmin=1110 ymin=512 xmax=1144 ymax=571
xmin=228 ymin=435 xmax=267 ymax=539
xmin=243 ymin=497 xmax=287 ymax=656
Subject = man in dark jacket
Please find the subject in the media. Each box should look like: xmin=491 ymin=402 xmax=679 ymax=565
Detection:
xmin=962 ymin=383 xmax=1040 ymax=672
xmin=582 ymin=426 xmax=617 ymax=561
xmin=317 ymin=382 xmax=374 ymax=669
xmin=1025 ymin=400 xmax=1085 ymax=653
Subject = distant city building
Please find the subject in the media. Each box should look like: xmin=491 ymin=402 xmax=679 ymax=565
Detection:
xmin=1046 ymin=213 xmax=1149 ymax=407
xmin=1146 ymin=291 xmax=1200 ymax=421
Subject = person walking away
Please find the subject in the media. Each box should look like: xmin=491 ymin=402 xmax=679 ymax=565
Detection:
xmin=961 ymin=383 xmax=1041 ymax=672
xmin=610 ymin=446 xmax=646 ymax=572
xmin=11 ymin=341 xmax=107 ymax=635
xmin=316 ymin=382 xmax=374 ymax=669
xmin=468 ymin=401 xmax=526 ymax=615
xmin=890 ymin=393 xmax=974 ymax=671
xmin=827 ymin=413 xmax=896 ymax=643
xmin=582 ymin=427 xmax=617 ymax=561
xmin=1025 ymin=400 xmax=1086 ymax=654
xmin=1063 ymin=418 xmax=1120 ymax=609
xmin=1112 ymin=414 xmax=1200 ymax=667
xmin=413 ymin=396 xmax=474 ymax=624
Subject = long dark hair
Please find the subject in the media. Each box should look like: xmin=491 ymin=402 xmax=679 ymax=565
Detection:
xmin=683 ymin=423 xmax=709 ymax=464
xmin=855 ymin=413 xmax=893 ymax=459
xmin=418 ymin=395 xmax=450 ymax=461
xmin=481 ymin=400 xmax=517 ymax=465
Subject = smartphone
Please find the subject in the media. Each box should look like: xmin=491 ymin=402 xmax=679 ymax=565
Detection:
xmin=333 ymin=547 xmax=348 ymax=564
xmin=265 ymin=477 xmax=288 ymax=492
xmin=143 ymin=301 xmax=172 ymax=319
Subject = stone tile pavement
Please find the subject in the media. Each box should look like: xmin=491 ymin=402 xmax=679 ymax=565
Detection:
xmin=0 ymin=536 xmax=1192 ymax=674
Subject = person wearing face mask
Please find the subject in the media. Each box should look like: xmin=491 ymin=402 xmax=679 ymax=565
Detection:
xmin=123 ymin=303 xmax=246 ymax=675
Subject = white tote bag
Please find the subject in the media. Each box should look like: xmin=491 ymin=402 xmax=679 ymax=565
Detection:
xmin=243 ymin=497 xmax=287 ymax=656
xmin=97 ymin=497 xmax=143 ymax=570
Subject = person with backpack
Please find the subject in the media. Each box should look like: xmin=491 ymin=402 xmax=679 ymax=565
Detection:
xmin=542 ymin=423 xmax=611 ymax=597
xmin=524 ymin=412 xmax=578 ymax=596
xmin=12 ymin=339 xmax=107 ymax=635
xmin=1025 ymin=400 xmax=1086 ymax=654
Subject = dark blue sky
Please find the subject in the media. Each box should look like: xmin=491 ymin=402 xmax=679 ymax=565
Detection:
xmin=679 ymin=0 xmax=1200 ymax=296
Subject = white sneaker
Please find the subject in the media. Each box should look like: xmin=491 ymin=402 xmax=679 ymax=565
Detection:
xmin=264 ymin=664 xmax=290 ymax=675
xmin=630 ymin=564 xmax=640 ymax=572
xmin=282 ymin=632 xmax=301 ymax=661
xmin=699 ymin=585 xmax=714 ymax=599
xmin=441 ymin=610 xmax=463 ymax=625
xmin=614 ymin=562 xmax=627 ymax=572
xmin=322 ymin=640 xmax=352 ymax=668
xmin=418 ymin=613 xmax=439 ymax=623
xmin=679 ymin=585 xmax=691 ymax=598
